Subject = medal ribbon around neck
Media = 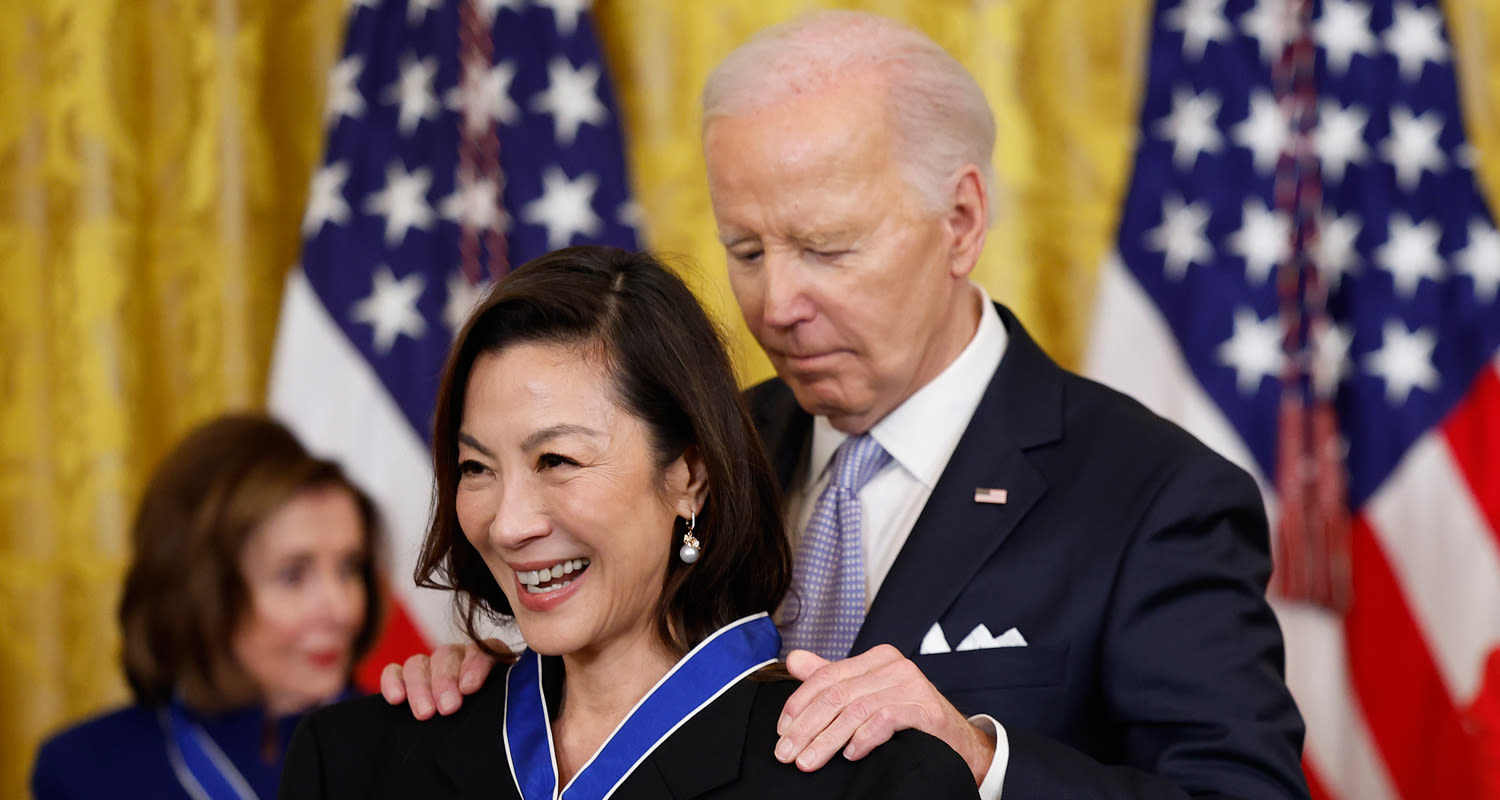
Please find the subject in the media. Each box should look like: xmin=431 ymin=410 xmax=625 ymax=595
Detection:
xmin=159 ymin=699 xmax=260 ymax=800
xmin=504 ymin=612 xmax=782 ymax=800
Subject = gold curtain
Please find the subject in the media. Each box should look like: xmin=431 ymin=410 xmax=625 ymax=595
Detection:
xmin=0 ymin=1 xmax=346 ymax=796
xmin=2 ymin=1 xmax=1499 ymax=797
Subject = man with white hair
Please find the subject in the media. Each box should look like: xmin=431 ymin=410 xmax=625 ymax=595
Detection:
xmin=387 ymin=11 xmax=1309 ymax=798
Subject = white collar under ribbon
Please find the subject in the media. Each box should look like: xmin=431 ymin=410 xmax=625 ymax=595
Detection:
xmin=503 ymin=612 xmax=781 ymax=800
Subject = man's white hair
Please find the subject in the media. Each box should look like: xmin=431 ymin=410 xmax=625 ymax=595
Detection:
xmin=702 ymin=10 xmax=997 ymax=220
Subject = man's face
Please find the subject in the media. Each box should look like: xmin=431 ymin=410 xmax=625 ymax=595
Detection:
xmin=705 ymin=80 xmax=980 ymax=434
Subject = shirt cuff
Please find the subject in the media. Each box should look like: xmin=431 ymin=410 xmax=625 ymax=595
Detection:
xmin=967 ymin=714 xmax=1009 ymax=800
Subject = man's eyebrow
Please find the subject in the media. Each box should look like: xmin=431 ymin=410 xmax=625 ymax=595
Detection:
xmin=520 ymin=424 xmax=604 ymax=452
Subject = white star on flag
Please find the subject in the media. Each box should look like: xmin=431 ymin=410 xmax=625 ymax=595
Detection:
xmin=478 ymin=0 xmax=526 ymax=22
xmin=523 ymin=166 xmax=603 ymax=250
xmin=384 ymin=54 xmax=440 ymax=135
xmin=406 ymin=0 xmax=442 ymax=24
xmin=352 ymin=266 xmax=428 ymax=353
xmin=303 ymin=161 xmax=352 ymax=235
xmin=1239 ymin=0 xmax=1292 ymax=63
xmin=325 ymin=56 xmax=365 ymax=123
xmin=1375 ymin=213 xmax=1444 ymax=298
xmin=364 ymin=161 xmax=436 ymax=246
xmin=444 ymin=271 xmax=493 ymax=335
xmin=531 ymin=57 xmax=608 ymax=146
xmin=1146 ymin=195 xmax=1214 ymax=279
xmin=1316 ymin=0 xmax=1378 ymax=75
xmin=440 ymin=168 xmax=506 ymax=234
xmin=1233 ymin=90 xmax=1288 ymax=175
xmin=447 ymin=58 xmax=520 ymax=133
xmin=1155 ymin=87 xmax=1224 ymax=170
xmin=1217 ymin=307 xmax=1285 ymax=394
xmin=1364 ymin=319 xmax=1440 ymax=405
xmin=1384 ymin=1 xmax=1449 ymax=82
xmin=1317 ymin=209 xmax=1363 ymax=292
xmin=1317 ymin=100 xmax=1369 ymax=183
xmin=535 ymin=0 xmax=592 ymax=36
xmin=617 ymin=199 xmax=644 ymax=235
xmin=1313 ymin=322 xmax=1355 ymax=397
xmin=1457 ymin=219 xmax=1500 ymax=302
xmin=1163 ymin=0 xmax=1232 ymax=61
xmin=1382 ymin=105 xmax=1447 ymax=191
xmin=1228 ymin=200 xmax=1290 ymax=285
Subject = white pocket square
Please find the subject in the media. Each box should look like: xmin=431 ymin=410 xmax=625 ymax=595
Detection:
xmin=919 ymin=622 xmax=1027 ymax=655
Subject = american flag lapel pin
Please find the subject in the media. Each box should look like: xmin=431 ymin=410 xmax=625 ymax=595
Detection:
xmin=974 ymin=487 xmax=1008 ymax=505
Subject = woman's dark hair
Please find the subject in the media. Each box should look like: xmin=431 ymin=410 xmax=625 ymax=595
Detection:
xmin=416 ymin=246 xmax=791 ymax=656
xmin=119 ymin=413 xmax=384 ymax=710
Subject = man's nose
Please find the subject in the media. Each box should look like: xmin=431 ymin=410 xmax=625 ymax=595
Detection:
xmin=760 ymin=252 xmax=815 ymax=329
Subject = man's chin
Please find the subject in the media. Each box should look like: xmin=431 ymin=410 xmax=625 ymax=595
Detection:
xmin=784 ymin=381 xmax=878 ymax=432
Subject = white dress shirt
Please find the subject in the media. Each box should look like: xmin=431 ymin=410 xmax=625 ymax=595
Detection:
xmin=783 ymin=285 xmax=1012 ymax=799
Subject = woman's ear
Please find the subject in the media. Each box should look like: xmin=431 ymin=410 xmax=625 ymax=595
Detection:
xmin=666 ymin=444 xmax=710 ymax=516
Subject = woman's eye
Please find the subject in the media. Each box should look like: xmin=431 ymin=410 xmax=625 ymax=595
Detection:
xmin=278 ymin=565 xmax=307 ymax=587
xmin=458 ymin=459 xmax=487 ymax=476
xmin=537 ymin=453 xmax=576 ymax=470
xmin=731 ymin=249 xmax=763 ymax=264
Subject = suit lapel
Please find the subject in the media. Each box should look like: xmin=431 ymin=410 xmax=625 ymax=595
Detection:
xmin=855 ymin=305 xmax=1064 ymax=656
xmin=435 ymin=675 xmax=523 ymax=799
xmin=746 ymin=378 xmax=812 ymax=492
xmin=616 ymin=680 xmax=755 ymax=799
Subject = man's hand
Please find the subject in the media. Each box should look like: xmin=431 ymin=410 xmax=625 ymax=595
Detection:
xmin=776 ymin=645 xmax=996 ymax=786
xmin=378 ymin=640 xmax=503 ymax=719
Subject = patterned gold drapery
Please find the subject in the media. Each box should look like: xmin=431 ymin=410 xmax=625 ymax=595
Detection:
xmin=0 ymin=2 xmax=347 ymax=795
xmin=2 ymin=1 xmax=1498 ymax=797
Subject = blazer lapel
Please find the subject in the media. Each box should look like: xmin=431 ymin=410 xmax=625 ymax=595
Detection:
xmin=854 ymin=305 xmax=1064 ymax=656
xmin=615 ymin=680 xmax=756 ymax=799
xmin=435 ymin=676 xmax=523 ymax=799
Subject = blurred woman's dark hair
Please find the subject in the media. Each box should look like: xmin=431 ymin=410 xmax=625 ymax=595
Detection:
xmin=119 ymin=413 xmax=383 ymax=710
xmin=416 ymin=246 xmax=792 ymax=656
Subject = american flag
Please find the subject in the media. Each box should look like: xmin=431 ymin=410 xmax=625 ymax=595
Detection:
xmin=267 ymin=0 xmax=639 ymax=682
xmin=1085 ymin=0 xmax=1500 ymax=797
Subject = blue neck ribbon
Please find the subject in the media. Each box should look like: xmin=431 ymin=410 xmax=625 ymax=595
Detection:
xmin=159 ymin=698 xmax=259 ymax=800
xmin=503 ymin=612 xmax=782 ymax=800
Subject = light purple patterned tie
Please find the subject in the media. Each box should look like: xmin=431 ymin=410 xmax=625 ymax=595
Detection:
xmin=782 ymin=434 xmax=891 ymax=661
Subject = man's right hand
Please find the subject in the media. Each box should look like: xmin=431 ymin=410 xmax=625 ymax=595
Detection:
xmin=378 ymin=640 xmax=502 ymax=719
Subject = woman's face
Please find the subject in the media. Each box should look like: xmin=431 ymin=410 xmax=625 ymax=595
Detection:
xmin=454 ymin=342 xmax=703 ymax=661
xmin=231 ymin=485 xmax=368 ymax=716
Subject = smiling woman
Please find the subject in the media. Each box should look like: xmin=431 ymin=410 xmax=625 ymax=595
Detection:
xmin=277 ymin=246 xmax=978 ymax=799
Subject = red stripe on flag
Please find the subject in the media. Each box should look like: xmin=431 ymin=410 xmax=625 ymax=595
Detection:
xmin=1471 ymin=648 xmax=1500 ymax=800
xmin=1345 ymin=515 xmax=1481 ymax=799
xmin=1440 ymin=366 xmax=1500 ymax=541
xmin=354 ymin=587 xmax=433 ymax=693
xmin=1302 ymin=756 xmax=1334 ymax=800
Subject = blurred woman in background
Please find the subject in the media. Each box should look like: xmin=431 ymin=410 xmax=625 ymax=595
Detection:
xmin=31 ymin=414 xmax=383 ymax=799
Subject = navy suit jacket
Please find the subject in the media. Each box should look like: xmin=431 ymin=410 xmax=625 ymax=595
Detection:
xmin=32 ymin=702 xmax=304 ymax=800
xmin=746 ymin=304 xmax=1309 ymax=799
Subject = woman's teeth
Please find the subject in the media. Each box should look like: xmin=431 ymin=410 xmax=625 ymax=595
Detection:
xmin=517 ymin=558 xmax=590 ymax=593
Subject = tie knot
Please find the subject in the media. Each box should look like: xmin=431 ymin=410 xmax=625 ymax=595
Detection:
xmin=828 ymin=434 xmax=891 ymax=492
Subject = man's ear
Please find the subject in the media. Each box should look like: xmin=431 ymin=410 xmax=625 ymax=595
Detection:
xmin=945 ymin=164 xmax=989 ymax=279
xmin=667 ymin=444 xmax=710 ymax=516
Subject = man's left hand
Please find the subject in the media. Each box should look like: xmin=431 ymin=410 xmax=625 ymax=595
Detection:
xmin=776 ymin=644 xmax=996 ymax=786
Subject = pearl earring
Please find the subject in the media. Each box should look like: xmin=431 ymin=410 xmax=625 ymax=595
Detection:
xmin=679 ymin=511 xmax=702 ymax=564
